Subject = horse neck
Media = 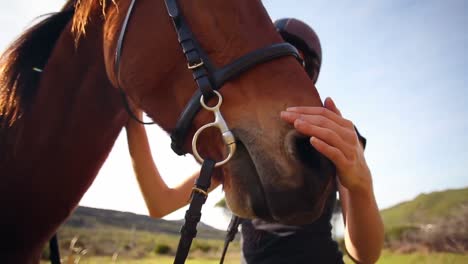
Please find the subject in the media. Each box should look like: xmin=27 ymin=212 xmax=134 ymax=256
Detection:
xmin=0 ymin=11 xmax=127 ymax=257
xmin=14 ymin=18 xmax=125 ymax=163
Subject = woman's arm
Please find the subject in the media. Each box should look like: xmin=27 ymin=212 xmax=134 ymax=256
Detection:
xmin=338 ymin=177 xmax=382 ymax=264
xmin=280 ymin=97 xmax=384 ymax=264
xmin=126 ymin=111 xmax=220 ymax=218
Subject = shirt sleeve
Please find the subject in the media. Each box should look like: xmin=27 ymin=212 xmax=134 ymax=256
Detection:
xmin=354 ymin=126 xmax=367 ymax=150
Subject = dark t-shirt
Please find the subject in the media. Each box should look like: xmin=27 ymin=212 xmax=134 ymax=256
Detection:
xmin=240 ymin=191 xmax=343 ymax=264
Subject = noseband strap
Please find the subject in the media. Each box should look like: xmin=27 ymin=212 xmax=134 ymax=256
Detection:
xmin=114 ymin=0 xmax=303 ymax=149
xmin=170 ymin=43 xmax=302 ymax=155
xmin=163 ymin=0 xmax=303 ymax=153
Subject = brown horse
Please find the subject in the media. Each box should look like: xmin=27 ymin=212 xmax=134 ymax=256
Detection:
xmin=0 ymin=0 xmax=335 ymax=262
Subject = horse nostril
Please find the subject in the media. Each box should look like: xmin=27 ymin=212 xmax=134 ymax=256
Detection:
xmin=294 ymin=135 xmax=322 ymax=169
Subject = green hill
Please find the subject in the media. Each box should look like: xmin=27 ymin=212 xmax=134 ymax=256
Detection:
xmin=47 ymin=206 xmax=237 ymax=258
xmin=50 ymin=187 xmax=467 ymax=258
xmin=381 ymin=187 xmax=468 ymax=229
xmin=65 ymin=206 xmax=225 ymax=239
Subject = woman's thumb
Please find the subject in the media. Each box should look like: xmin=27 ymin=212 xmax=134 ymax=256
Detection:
xmin=324 ymin=97 xmax=342 ymax=116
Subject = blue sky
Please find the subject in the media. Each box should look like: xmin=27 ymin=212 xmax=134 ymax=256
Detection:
xmin=1 ymin=0 xmax=467 ymax=229
xmin=263 ymin=0 xmax=468 ymax=206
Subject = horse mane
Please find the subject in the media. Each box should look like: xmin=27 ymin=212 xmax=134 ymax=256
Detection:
xmin=0 ymin=1 xmax=77 ymax=131
xmin=72 ymin=0 xmax=116 ymax=43
xmin=0 ymin=0 xmax=117 ymax=130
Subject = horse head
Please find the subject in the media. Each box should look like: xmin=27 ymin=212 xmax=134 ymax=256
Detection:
xmin=103 ymin=0 xmax=335 ymax=225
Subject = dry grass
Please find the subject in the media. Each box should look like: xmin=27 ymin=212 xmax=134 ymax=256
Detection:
xmin=40 ymin=254 xmax=241 ymax=264
xmin=343 ymin=250 xmax=468 ymax=264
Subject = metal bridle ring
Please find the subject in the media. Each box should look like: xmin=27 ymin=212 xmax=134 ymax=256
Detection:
xmin=200 ymin=90 xmax=223 ymax=111
xmin=192 ymin=91 xmax=236 ymax=167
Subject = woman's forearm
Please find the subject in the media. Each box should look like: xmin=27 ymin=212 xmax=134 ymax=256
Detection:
xmin=340 ymin=179 xmax=384 ymax=264
xmin=126 ymin=123 xmax=193 ymax=217
xmin=126 ymin=121 xmax=220 ymax=218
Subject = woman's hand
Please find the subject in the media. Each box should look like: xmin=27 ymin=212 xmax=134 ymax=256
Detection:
xmin=282 ymin=97 xmax=384 ymax=263
xmin=280 ymin=97 xmax=371 ymax=193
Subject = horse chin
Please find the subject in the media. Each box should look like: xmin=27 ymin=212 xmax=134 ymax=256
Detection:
xmin=275 ymin=174 xmax=335 ymax=225
xmin=223 ymin=129 xmax=336 ymax=225
xmin=223 ymin=140 xmax=273 ymax=221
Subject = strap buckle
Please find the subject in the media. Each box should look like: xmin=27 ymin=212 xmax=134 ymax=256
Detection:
xmin=191 ymin=187 xmax=208 ymax=198
xmin=187 ymin=59 xmax=204 ymax=70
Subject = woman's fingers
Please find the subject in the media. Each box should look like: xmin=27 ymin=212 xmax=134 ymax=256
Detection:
xmin=294 ymin=114 xmax=346 ymax=138
xmin=285 ymin=105 xmax=353 ymax=129
xmin=281 ymin=98 xmax=361 ymax=162
xmin=310 ymin=136 xmax=348 ymax=169
xmin=294 ymin=119 xmax=354 ymax=159
xmin=281 ymin=111 xmax=355 ymax=146
xmin=280 ymin=110 xmax=302 ymax=124
xmin=281 ymin=98 xmax=371 ymax=192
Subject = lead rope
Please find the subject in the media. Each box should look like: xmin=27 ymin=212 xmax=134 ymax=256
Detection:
xmin=219 ymin=216 xmax=242 ymax=264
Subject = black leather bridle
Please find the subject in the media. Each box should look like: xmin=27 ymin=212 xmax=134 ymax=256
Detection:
xmin=119 ymin=0 xmax=302 ymax=263
xmin=115 ymin=0 xmax=303 ymax=153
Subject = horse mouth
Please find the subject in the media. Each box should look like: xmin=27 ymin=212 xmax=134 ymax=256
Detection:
xmin=225 ymin=128 xmax=336 ymax=225
xmin=228 ymin=139 xmax=275 ymax=221
xmin=228 ymin=139 xmax=330 ymax=225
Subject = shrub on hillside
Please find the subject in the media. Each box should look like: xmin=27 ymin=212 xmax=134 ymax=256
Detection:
xmin=385 ymin=225 xmax=420 ymax=244
xmin=385 ymin=203 xmax=468 ymax=253
xmin=419 ymin=203 xmax=468 ymax=253
xmin=191 ymin=241 xmax=216 ymax=253
xmin=41 ymin=245 xmax=50 ymax=260
xmin=154 ymin=243 xmax=171 ymax=255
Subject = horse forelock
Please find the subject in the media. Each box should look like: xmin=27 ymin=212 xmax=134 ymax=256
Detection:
xmin=72 ymin=0 xmax=117 ymax=44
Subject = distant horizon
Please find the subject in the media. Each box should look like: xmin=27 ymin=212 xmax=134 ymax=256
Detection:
xmin=77 ymin=185 xmax=468 ymax=231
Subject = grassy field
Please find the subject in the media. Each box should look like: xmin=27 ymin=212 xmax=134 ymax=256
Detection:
xmin=40 ymin=251 xmax=468 ymax=263
xmin=41 ymin=254 xmax=241 ymax=264
xmin=344 ymin=250 xmax=468 ymax=264
xmin=40 ymin=188 xmax=467 ymax=263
